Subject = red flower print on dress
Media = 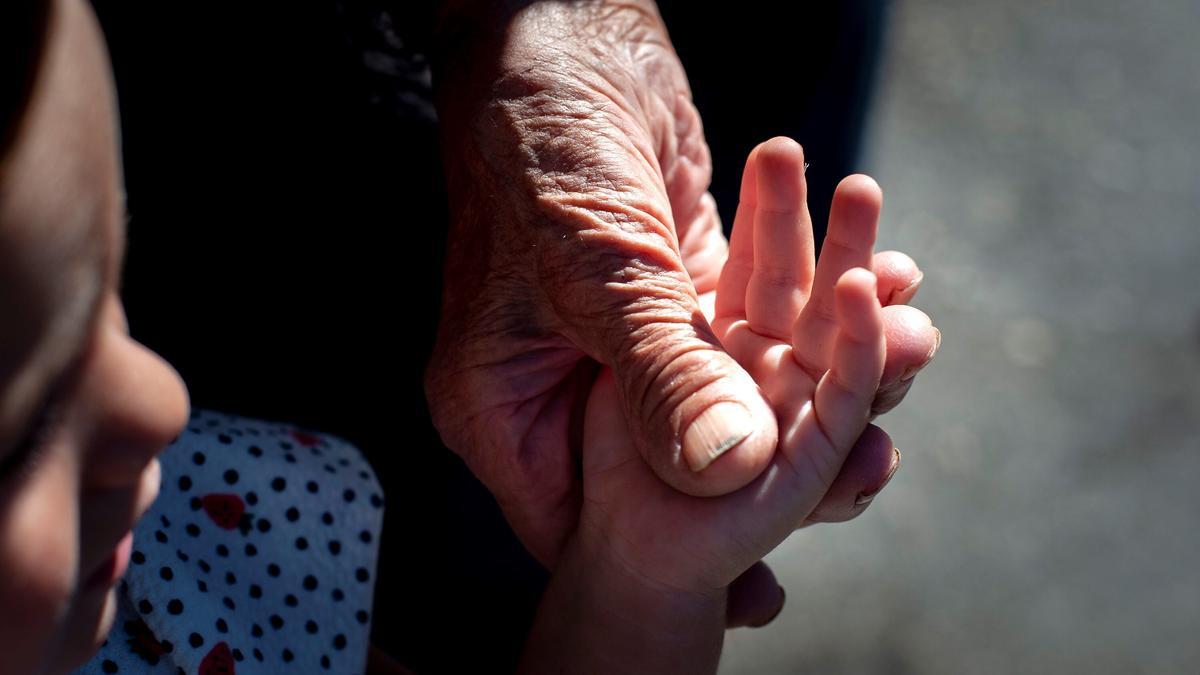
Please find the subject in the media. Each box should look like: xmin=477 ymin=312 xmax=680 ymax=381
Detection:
xmin=289 ymin=429 xmax=322 ymax=447
xmin=202 ymin=494 xmax=246 ymax=530
xmin=199 ymin=642 xmax=236 ymax=675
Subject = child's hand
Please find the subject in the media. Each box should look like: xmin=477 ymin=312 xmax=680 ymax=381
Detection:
xmin=578 ymin=138 xmax=908 ymax=595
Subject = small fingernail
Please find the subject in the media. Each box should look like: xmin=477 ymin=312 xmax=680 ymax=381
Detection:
xmin=683 ymin=401 xmax=755 ymax=472
xmin=855 ymin=447 xmax=901 ymax=505
xmin=899 ymin=270 xmax=924 ymax=300
xmin=900 ymin=327 xmax=941 ymax=381
xmin=904 ymin=270 xmax=925 ymax=293
xmin=886 ymin=270 xmax=925 ymax=306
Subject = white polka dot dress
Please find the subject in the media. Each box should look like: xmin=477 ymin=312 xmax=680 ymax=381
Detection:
xmin=74 ymin=410 xmax=384 ymax=675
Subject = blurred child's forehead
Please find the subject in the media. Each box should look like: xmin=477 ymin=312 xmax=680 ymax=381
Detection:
xmin=0 ymin=0 xmax=119 ymax=412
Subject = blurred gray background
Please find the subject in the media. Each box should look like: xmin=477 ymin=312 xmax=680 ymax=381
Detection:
xmin=722 ymin=0 xmax=1200 ymax=672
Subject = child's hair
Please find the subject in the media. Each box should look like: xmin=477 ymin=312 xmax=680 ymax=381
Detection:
xmin=1 ymin=0 xmax=51 ymax=158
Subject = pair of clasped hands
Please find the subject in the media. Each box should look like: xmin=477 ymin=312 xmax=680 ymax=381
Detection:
xmin=425 ymin=1 xmax=940 ymax=669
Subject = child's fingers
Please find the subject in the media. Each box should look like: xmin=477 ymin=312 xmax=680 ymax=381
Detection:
xmin=726 ymin=561 xmax=786 ymax=628
xmin=813 ymin=268 xmax=886 ymax=452
xmin=714 ymin=144 xmax=761 ymax=319
xmin=744 ymin=138 xmax=816 ymax=340
xmin=871 ymin=306 xmax=940 ymax=417
xmin=743 ymin=269 xmax=882 ymax=523
xmin=804 ymin=424 xmax=897 ymax=523
xmin=873 ymin=250 xmax=923 ymax=306
xmin=791 ymin=175 xmax=882 ymax=375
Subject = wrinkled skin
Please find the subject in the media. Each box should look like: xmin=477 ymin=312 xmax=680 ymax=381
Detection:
xmin=426 ymin=0 xmax=938 ymax=625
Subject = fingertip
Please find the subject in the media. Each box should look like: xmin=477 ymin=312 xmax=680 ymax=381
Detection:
xmin=727 ymin=561 xmax=785 ymax=628
xmin=874 ymin=250 xmax=919 ymax=275
xmin=873 ymin=250 xmax=923 ymax=306
xmin=828 ymin=175 xmax=883 ymax=243
xmin=755 ymin=138 xmax=807 ymax=211
xmin=836 ymin=267 xmax=878 ymax=296
xmin=807 ymin=424 xmax=896 ymax=523
xmin=857 ymin=421 xmax=894 ymax=450
xmin=834 ymin=268 xmax=884 ymax=347
xmin=835 ymin=173 xmax=883 ymax=206
xmin=631 ymin=348 xmax=778 ymax=498
xmin=739 ymin=143 xmax=764 ymax=203
xmin=758 ymin=136 xmax=805 ymax=163
xmin=756 ymin=138 xmax=806 ymax=177
xmin=682 ymin=401 xmax=756 ymax=473
xmin=879 ymin=305 xmax=939 ymax=383
xmin=683 ymin=387 xmax=779 ymax=494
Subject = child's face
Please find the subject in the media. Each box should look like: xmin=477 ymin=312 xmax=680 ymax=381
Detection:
xmin=0 ymin=0 xmax=189 ymax=672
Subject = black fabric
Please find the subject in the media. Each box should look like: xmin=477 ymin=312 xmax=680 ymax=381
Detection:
xmin=89 ymin=4 xmax=480 ymax=672
xmin=658 ymin=0 xmax=891 ymax=242
xmin=0 ymin=0 xmax=50 ymax=157
xmin=91 ymin=1 xmax=885 ymax=672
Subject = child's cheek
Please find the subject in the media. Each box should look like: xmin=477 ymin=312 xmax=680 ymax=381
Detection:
xmin=0 ymin=450 xmax=81 ymax=665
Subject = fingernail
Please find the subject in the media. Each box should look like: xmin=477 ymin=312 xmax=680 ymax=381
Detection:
xmin=886 ymin=270 xmax=924 ymax=306
xmin=855 ymin=447 xmax=901 ymax=505
xmin=903 ymin=270 xmax=925 ymax=294
xmin=900 ymin=327 xmax=941 ymax=381
xmin=683 ymin=401 xmax=755 ymax=472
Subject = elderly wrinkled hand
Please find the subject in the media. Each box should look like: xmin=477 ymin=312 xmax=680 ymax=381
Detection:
xmin=425 ymin=0 xmax=937 ymax=626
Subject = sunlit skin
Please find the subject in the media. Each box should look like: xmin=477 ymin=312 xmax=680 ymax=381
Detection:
xmin=522 ymin=141 xmax=941 ymax=673
xmin=0 ymin=0 xmax=190 ymax=672
xmin=0 ymin=3 xmax=939 ymax=671
xmin=587 ymin=143 xmax=911 ymax=593
xmin=427 ymin=5 xmax=940 ymax=622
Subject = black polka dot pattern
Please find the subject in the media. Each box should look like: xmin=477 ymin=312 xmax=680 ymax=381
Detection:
xmin=76 ymin=410 xmax=383 ymax=675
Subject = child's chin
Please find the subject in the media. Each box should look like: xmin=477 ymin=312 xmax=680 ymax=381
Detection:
xmin=50 ymin=586 xmax=119 ymax=673
xmin=89 ymin=588 xmax=119 ymax=651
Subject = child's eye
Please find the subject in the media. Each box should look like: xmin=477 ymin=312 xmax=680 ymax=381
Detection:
xmin=0 ymin=389 xmax=65 ymax=482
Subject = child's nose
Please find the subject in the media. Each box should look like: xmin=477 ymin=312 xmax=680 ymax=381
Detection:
xmin=79 ymin=297 xmax=189 ymax=489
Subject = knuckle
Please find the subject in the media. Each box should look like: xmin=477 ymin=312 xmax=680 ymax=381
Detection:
xmin=752 ymin=268 xmax=801 ymax=291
